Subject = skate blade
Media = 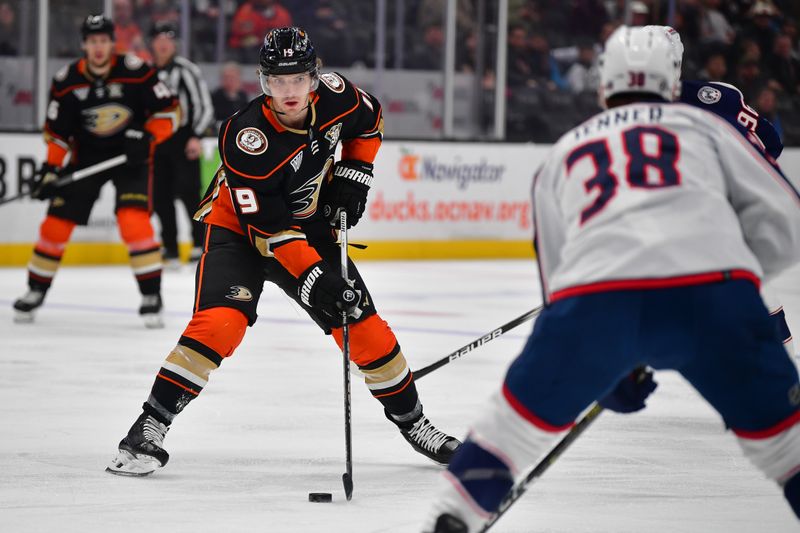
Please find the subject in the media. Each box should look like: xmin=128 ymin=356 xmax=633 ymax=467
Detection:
xmin=141 ymin=313 xmax=164 ymax=329
xmin=106 ymin=450 xmax=161 ymax=477
xmin=13 ymin=310 xmax=35 ymax=323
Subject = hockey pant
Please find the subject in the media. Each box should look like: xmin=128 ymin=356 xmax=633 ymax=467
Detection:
xmin=425 ymin=280 xmax=800 ymax=531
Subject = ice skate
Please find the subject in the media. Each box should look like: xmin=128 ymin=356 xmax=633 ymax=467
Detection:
xmin=432 ymin=514 xmax=468 ymax=533
xmin=12 ymin=289 xmax=46 ymax=323
xmin=394 ymin=412 xmax=461 ymax=465
xmin=139 ymin=293 xmax=164 ymax=329
xmin=106 ymin=412 xmax=170 ymax=477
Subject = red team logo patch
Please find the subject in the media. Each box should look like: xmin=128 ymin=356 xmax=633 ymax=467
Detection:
xmin=236 ymin=127 xmax=268 ymax=155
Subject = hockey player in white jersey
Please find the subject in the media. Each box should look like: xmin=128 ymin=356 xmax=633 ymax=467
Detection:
xmin=422 ymin=26 xmax=800 ymax=533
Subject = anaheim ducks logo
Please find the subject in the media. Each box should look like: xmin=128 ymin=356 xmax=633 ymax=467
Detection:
xmin=82 ymin=104 xmax=133 ymax=136
xmin=225 ymin=285 xmax=253 ymax=302
xmin=236 ymin=127 xmax=268 ymax=155
xmin=319 ymin=72 xmax=345 ymax=93
xmin=290 ymin=156 xmax=333 ymax=219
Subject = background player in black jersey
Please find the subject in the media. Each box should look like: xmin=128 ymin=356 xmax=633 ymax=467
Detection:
xmin=107 ymin=26 xmax=462 ymax=477
xmin=149 ymin=22 xmax=213 ymax=267
xmin=12 ymin=14 xmax=179 ymax=328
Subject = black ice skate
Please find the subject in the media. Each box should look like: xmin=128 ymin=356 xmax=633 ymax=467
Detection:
xmin=433 ymin=514 xmax=468 ymax=533
xmin=106 ymin=412 xmax=170 ymax=477
xmin=12 ymin=289 xmax=46 ymax=323
xmin=139 ymin=293 xmax=164 ymax=329
xmin=392 ymin=412 xmax=461 ymax=465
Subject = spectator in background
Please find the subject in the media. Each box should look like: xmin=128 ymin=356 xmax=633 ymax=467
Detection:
xmin=417 ymin=0 xmax=475 ymax=37
xmin=566 ymin=40 xmax=600 ymax=94
xmin=568 ymin=0 xmax=609 ymax=41
xmin=698 ymin=50 xmax=729 ymax=81
xmin=754 ymin=86 xmax=783 ymax=141
xmin=113 ymin=0 xmax=150 ymax=61
xmin=528 ymin=33 xmax=567 ymax=91
xmin=769 ymin=34 xmax=800 ymax=93
xmin=739 ymin=1 xmax=781 ymax=68
xmin=229 ymin=0 xmax=293 ymax=61
xmin=630 ymin=1 xmax=651 ymax=26
xmin=304 ymin=0 xmax=352 ymax=67
xmin=0 ymin=1 xmax=19 ymax=55
xmin=406 ymin=24 xmax=445 ymax=71
xmin=212 ymin=62 xmax=250 ymax=128
xmin=506 ymin=24 xmax=534 ymax=87
xmin=700 ymin=0 xmax=735 ymax=46
xmin=735 ymin=58 xmax=768 ymax=101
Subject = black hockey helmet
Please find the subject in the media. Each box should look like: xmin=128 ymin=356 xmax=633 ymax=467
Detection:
xmin=81 ymin=14 xmax=115 ymax=41
xmin=258 ymin=27 xmax=319 ymax=95
xmin=149 ymin=21 xmax=177 ymax=39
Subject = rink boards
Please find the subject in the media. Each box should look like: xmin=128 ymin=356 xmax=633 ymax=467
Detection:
xmin=1 ymin=133 xmax=798 ymax=265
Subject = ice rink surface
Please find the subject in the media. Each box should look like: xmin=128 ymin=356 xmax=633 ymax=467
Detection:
xmin=1 ymin=259 xmax=799 ymax=533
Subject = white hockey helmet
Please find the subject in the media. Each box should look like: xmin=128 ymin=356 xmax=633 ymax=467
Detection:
xmin=599 ymin=25 xmax=683 ymax=103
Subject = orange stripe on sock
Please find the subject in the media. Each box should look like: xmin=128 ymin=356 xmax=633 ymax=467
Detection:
xmin=156 ymin=373 xmax=200 ymax=396
xmin=372 ymin=372 xmax=413 ymax=398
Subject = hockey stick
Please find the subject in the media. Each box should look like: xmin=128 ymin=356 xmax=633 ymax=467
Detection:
xmin=340 ymin=210 xmax=354 ymax=501
xmin=478 ymin=367 xmax=649 ymax=532
xmin=414 ymin=306 xmax=543 ymax=380
xmin=0 ymin=154 xmax=127 ymax=207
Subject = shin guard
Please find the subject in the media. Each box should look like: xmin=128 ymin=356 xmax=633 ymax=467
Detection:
xmin=117 ymin=207 xmax=162 ymax=295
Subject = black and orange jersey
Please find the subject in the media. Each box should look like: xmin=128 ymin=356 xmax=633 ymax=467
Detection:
xmin=196 ymin=71 xmax=383 ymax=278
xmin=43 ymin=54 xmax=179 ymax=167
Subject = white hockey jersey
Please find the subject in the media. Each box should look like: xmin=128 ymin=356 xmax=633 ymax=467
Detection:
xmin=532 ymin=102 xmax=800 ymax=304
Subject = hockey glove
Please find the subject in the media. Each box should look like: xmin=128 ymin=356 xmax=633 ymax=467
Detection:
xmin=599 ymin=369 xmax=657 ymax=414
xmin=123 ymin=128 xmax=153 ymax=165
xmin=322 ymin=160 xmax=373 ymax=228
xmin=31 ymin=163 xmax=61 ymax=200
xmin=298 ymin=261 xmax=362 ymax=321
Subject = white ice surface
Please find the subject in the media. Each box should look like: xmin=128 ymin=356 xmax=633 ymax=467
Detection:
xmin=1 ymin=260 xmax=799 ymax=533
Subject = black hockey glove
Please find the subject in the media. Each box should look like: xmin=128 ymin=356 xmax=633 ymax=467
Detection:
xmin=322 ymin=160 xmax=373 ymax=228
xmin=31 ymin=163 xmax=61 ymax=200
xmin=123 ymin=128 xmax=153 ymax=165
xmin=598 ymin=369 xmax=657 ymax=414
xmin=298 ymin=261 xmax=362 ymax=321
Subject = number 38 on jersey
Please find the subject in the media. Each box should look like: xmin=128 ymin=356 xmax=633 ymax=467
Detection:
xmin=565 ymin=126 xmax=681 ymax=225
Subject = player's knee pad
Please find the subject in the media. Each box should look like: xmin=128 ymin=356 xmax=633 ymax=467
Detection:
xmin=735 ymin=411 xmax=800 ymax=484
xmin=181 ymin=307 xmax=248 ymax=359
xmin=116 ymin=207 xmax=157 ymax=249
xmin=37 ymin=215 xmax=75 ymax=253
xmin=331 ymin=313 xmax=398 ymax=367
xmin=469 ymin=387 xmax=572 ymax=477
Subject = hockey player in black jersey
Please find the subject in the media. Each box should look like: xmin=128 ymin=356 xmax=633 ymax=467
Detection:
xmin=107 ymin=27 xmax=461 ymax=477
xmin=12 ymin=14 xmax=179 ymax=328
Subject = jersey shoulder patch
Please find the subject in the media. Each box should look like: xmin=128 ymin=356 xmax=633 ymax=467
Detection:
xmin=123 ymin=53 xmax=145 ymax=71
xmin=221 ymin=105 xmax=291 ymax=182
xmin=696 ymin=84 xmax=722 ymax=105
xmin=235 ymin=127 xmax=269 ymax=156
xmin=319 ymin=72 xmax=347 ymax=94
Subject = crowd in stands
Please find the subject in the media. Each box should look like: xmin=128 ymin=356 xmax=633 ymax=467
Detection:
xmin=1 ymin=0 xmax=799 ymax=145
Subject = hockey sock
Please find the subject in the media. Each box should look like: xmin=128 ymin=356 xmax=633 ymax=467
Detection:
xmin=446 ymin=439 xmax=514 ymax=514
xmin=359 ymin=344 xmax=420 ymax=417
xmin=784 ymin=472 xmax=800 ymax=518
xmin=145 ymin=308 xmax=248 ymax=422
xmin=27 ymin=215 xmax=75 ymax=290
xmin=146 ymin=340 xmax=221 ymax=423
xmin=117 ymin=207 xmax=162 ymax=295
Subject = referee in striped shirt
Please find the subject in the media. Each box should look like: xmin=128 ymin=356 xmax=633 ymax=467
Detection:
xmin=149 ymin=22 xmax=214 ymax=265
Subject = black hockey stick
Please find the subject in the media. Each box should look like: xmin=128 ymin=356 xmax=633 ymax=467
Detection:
xmin=414 ymin=306 xmax=543 ymax=380
xmin=0 ymin=154 xmax=127 ymax=207
xmin=340 ymin=210 xmax=354 ymax=501
xmin=478 ymin=367 xmax=649 ymax=532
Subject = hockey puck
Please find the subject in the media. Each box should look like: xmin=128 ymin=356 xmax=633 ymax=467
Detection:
xmin=308 ymin=492 xmax=333 ymax=503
